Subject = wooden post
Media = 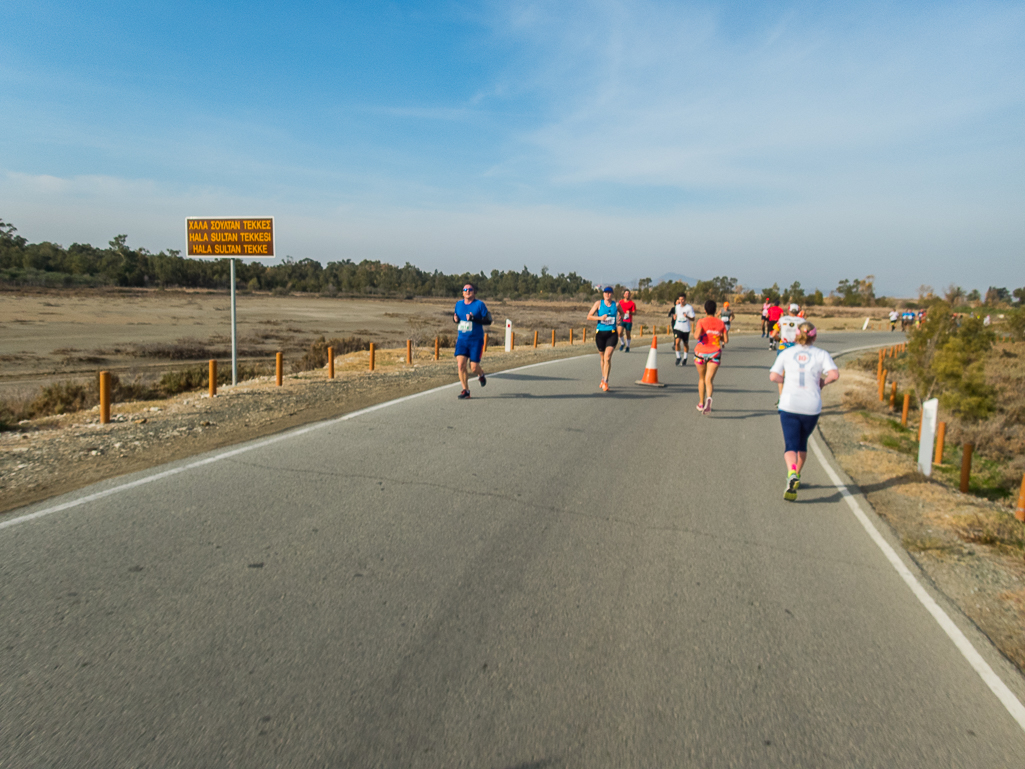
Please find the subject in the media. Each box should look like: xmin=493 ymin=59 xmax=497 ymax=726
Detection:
xmin=639 ymin=324 xmax=643 ymax=337
xmin=434 ymin=337 xmax=439 ymax=360
xmin=569 ymin=329 xmax=574 ymax=345
xmin=877 ymin=349 xmax=884 ymax=381
xmin=1015 ymin=473 xmax=1025 ymax=523
xmin=511 ymin=331 xmax=515 ymax=350
xmin=582 ymin=327 xmax=586 ymax=344
xmin=934 ymin=421 xmax=946 ymax=464
xmin=533 ymin=330 xmax=538 ymax=348
xmin=209 ymin=360 xmax=217 ymax=397
xmin=901 ymin=392 xmax=910 ymax=427
xmin=99 ymin=371 xmax=110 ymax=424
xmin=276 ymin=352 xmax=283 ymax=386
xmin=483 ymin=333 xmax=488 ymax=353
xmin=890 ymin=381 xmax=897 ymax=410
xmin=368 ymin=343 xmax=375 ymax=372
xmin=551 ymin=329 xmax=556 ymax=347
xmin=960 ymin=443 xmax=974 ymax=493
xmin=878 ymin=370 xmax=887 ymax=401
xmin=406 ymin=339 xmax=412 ymax=365
xmin=666 ymin=324 xmax=671 ymax=336
xmin=328 ymin=346 xmax=335 ymax=378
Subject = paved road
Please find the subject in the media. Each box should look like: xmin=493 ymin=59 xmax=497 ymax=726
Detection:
xmin=3 ymin=331 xmax=1024 ymax=767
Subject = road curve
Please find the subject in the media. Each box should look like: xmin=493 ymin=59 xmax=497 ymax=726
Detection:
xmin=2 ymin=330 xmax=1024 ymax=768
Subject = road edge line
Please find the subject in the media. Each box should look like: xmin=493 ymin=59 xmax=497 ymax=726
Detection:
xmin=0 ymin=356 xmax=581 ymax=532
xmin=809 ymin=434 xmax=1025 ymax=733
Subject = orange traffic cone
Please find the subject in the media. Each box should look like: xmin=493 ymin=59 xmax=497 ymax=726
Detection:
xmin=636 ymin=333 xmax=666 ymax=387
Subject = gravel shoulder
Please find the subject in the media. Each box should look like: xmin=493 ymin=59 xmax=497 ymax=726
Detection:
xmin=817 ymin=365 xmax=1025 ymax=673
xmin=1 ymin=344 xmax=593 ymax=515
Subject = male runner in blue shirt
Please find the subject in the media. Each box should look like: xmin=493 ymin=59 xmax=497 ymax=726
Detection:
xmin=452 ymin=283 xmax=492 ymax=399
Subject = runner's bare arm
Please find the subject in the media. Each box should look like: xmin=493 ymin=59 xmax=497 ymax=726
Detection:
xmin=586 ymin=301 xmax=603 ymax=322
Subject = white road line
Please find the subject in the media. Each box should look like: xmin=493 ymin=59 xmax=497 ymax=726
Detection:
xmin=810 ymin=435 xmax=1025 ymax=733
xmin=0 ymin=356 xmax=578 ymax=532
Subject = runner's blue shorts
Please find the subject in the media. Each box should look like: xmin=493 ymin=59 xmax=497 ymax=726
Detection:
xmin=779 ymin=410 xmax=819 ymax=453
xmin=454 ymin=337 xmax=484 ymax=362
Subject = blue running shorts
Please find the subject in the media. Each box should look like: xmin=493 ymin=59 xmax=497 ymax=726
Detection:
xmin=454 ymin=337 xmax=484 ymax=362
xmin=779 ymin=410 xmax=820 ymax=453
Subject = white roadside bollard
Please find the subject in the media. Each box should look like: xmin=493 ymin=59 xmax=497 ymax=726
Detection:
xmin=505 ymin=319 xmax=513 ymax=352
xmin=917 ymin=398 xmax=939 ymax=477
xmin=862 ymin=317 xmax=871 ymax=330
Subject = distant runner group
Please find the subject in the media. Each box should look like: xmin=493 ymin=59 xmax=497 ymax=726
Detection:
xmin=453 ymin=285 xmax=840 ymax=500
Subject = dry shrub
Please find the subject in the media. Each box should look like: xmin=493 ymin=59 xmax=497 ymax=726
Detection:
xmin=28 ymin=380 xmax=96 ymax=416
xmin=841 ymin=387 xmax=877 ymax=412
xmin=133 ymin=338 xmax=217 ymax=360
xmin=292 ymin=336 xmax=371 ymax=372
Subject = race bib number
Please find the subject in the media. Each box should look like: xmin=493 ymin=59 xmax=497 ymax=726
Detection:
xmin=457 ymin=320 xmax=474 ymax=333
xmin=603 ymin=315 xmax=615 ymax=325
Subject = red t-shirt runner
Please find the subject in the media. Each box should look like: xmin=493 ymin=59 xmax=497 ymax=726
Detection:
xmin=619 ymin=299 xmax=637 ymax=324
xmin=766 ymin=305 xmax=784 ymax=324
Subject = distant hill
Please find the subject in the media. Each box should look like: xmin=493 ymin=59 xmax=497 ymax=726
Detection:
xmin=657 ymin=272 xmax=700 ymax=285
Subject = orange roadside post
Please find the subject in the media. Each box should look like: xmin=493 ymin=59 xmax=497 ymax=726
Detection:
xmin=276 ymin=352 xmax=283 ymax=386
xmin=328 ymin=346 xmax=335 ymax=378
xmin=406 ymin=339 xmax=412 ymax=365
xmin=209 ymin=359 xmax=217 ymax=397
xmin=582 ymin=327 xmax=586 ymax=344
xmin=99 ymin=371 xmax=111 ymax=424
xmin=1015 ymin=474 xmax=1025 ymax=522
xmin=511 ymin=331 xmax=515 ymax=350
xmin=934 ymin=421 xmax=946 ymax=464
xmin=878 ymin=370 xmax=887 ymax=401
xmin=434 ymin=337 xmax=439 ymax=360
xmin=484 ymin=333 xmax=488 ymax=353
xmin=551 ymin=329 xmax=556 ymax=347
xmin=569 ymin=329 xmax=574 ymax=345
xmin=960 ymin=443 xmax=974 ymax=493
xmin=368 ymin=343 xmax=375 ymax=372
xmin=901 ymin=392 xmax=910 ymax=427
xmin=533 ymin=330 xmax=538 ymax=349
xmin=639 ymin=324 xmax=643 ymax=337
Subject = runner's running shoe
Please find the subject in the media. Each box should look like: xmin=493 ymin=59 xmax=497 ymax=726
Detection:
xmin=784 ymin=471 xmax=799 ymax=501
xmin=458 ymin=389 xmax=471 ymax=399
xmin=478 ymin=374 xmax=486 ymax=387
xmin=675 ymin=357 xmax=681 ymax=366
xmin=703 ymin=396 xmax=712 ymax=414
xmin=600 ymin=380 xmax=609 ymax=392
xmin=793 ymin=472 xmax=801 ymax=490
xmin=696 ymin=403 xmax=705 ymax=413
xmin=619 ymin=342 xmax=624 ymax=351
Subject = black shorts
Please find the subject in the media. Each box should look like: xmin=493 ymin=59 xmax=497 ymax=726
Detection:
xmin=595 ymin=330 xmax=618 ymax=352
xmin=673 ymin=329 xmax=690 ymax=343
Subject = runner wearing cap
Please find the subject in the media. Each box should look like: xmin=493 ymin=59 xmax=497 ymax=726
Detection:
xmin=669 ymin=293 xmax=695 ymax=365
xmin=693 ymin=300 xmax=727 ymax=414
xmin=452 ymin=283 xmax=492 ymax=399
xmin=769 ymin=322 xmax=839 ymax=501
xmin=719 ymin=301 xmax=734 ymax=344
xmin=776 ymin=304 xmax=803 ymax=353
xmin=587 ymin=286 xmax=621 ymax=391
xmin=618 ymin=289 xmax=637 ymax=352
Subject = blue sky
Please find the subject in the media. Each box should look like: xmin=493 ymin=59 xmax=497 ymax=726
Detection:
xmin=1 ymin=0 xmax=1023 ymax=296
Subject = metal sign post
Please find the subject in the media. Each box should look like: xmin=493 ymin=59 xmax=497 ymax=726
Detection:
xmin=185 ymin=217 xmax=275 ymax=389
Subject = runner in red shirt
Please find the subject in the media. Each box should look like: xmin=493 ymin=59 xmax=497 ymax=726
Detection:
xmin=617 ymin=289 xmax=638 ymax=352
xmin=693 ymin=300 xmax=727 ymax=414
xmin=765 ymin=300 xmax=784 ymax=350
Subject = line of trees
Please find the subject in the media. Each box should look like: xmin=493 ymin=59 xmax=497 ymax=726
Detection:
xmin=0 ymin=221 xmax=592 ymax=299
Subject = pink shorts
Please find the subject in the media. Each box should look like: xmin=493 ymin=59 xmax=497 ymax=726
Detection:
xmin=694 ymin=350 xmax=721 ymax=365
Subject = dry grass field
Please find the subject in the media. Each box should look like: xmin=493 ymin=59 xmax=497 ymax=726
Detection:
xmin=0 ymin=288 xmax=892 ymax=405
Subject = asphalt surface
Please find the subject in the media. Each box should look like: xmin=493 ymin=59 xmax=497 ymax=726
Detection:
xmin=3 ymin=330 xmax=1025 ymax=768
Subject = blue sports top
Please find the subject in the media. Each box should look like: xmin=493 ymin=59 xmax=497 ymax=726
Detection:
xmin=596 ymin=299 xmax=618 ymax=332
xmin=454 ymin=299 xmax=489 ymax=341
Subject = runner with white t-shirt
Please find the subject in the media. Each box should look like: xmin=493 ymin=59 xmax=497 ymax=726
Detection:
xmin=768 ymin=322 xmax=839 ymax=501
xmin=669 ymin=294 xmax=696 ymax=365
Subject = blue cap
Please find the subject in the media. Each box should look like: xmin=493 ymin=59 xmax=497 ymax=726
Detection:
xmin=602 ymin=285 xmax=614 ymax=292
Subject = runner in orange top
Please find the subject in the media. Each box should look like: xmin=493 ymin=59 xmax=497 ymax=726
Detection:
xmin=693 ymin=299 xmax=727 ymax=414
